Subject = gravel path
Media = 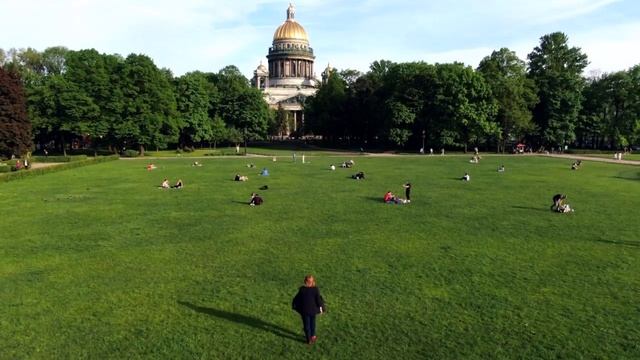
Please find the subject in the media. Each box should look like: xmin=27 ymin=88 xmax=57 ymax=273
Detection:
xmin=542 ymin=154 xmax=640 ymax=166
xmin=30 ymin=162 xmax=63 ymax=169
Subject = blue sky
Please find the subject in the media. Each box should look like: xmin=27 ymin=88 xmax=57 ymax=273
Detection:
xmin=1 ymin=0 xmax=639 ymax=78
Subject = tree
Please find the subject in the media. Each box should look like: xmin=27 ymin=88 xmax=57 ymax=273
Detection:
xmin=213 ymin=66 xmax=270 ymax=140
xmin=271 ymin=104 xmax=289 ymax=137
xmin=64 ymin=49 xmax=123 ymax=155
xmin=118 ymin=54 xmax=178 ymax=155
xmin=209 ymin=115 xmax=227 ymax=149
xmin=580 ymin=65 xmax=640 ymax=149
xmin=305 ymin=71 xmax=347 ymax=142
xmin=386 ymin=101 xmax=415 ymax=146
xmin=175 ymin=72 xmax=213 ymax=149
xmin=528 ymin=32 xmax=589 ymax=148
xmin=478 ymin=48 xmax=538 ymax=152
xmin=0 ymin=68 xmax=32 ymax=158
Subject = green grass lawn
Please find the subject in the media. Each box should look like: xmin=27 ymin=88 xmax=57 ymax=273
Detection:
xmin=1 ymin=156 xmax=639 ymax=359
xmin=146 ymin=146 xmax=363 ymax=158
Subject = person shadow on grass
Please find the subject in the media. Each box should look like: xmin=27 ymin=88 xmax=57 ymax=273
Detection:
xmin=178 ymin=301 xmax=303 ymax=343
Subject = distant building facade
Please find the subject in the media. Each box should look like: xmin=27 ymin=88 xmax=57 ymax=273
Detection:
xmin=252 ymin=3 xmax=319 ymax=136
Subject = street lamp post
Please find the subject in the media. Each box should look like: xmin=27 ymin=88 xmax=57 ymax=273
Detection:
xmin=422 ymin=130 xmax=426 ymax=154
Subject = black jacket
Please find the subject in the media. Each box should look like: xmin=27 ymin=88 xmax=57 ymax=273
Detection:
xmin=292 ymin=286 xmax=325 ymax=316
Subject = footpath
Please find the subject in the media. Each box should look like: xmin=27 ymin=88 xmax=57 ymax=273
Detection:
xmin=541 ymin=154 xmax=640 ymax=166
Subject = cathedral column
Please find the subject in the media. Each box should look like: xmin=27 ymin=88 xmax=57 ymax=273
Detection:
xmin=293 ymin=111 xmax=298 ymax=132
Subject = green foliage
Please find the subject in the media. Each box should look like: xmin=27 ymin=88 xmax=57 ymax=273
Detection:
xmin=175 ymin=72 xmax=213 ymax=147
xmin=478 ymin=48 xmax=538 ymax=152
xmin=305 ymin=71 xmax=347 ymax=140
xmin=119 ymin=54 xmax=178 ymax=155
xmin=579 ymin=66 xmax=640 ymax=149
xmin=32 ymin=155 xmax=87 ymax=163
xmin=209 ymin=116 xmax=227 ymax=148
xmin=121 ymin=149 xmax=139 ymax=158
xmin=0 ymin=67 xmax=32 ymax=158
xmin=0 ymin=155 xmax=118 ymax=182
xmin=528 ymin=32 xmax=589 ymax=146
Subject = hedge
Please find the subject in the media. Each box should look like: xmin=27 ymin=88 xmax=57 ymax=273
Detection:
xmin=31 ymin=155 xmax=88 ymax=163
xmin=0 ymin=155 xmax=120 ymax=183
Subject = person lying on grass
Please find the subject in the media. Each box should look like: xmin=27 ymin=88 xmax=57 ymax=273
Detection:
xmin=171 ymin=179 xmax=183 ymax=189
xmin=352 ymin=171 xmax=365 ymax=180
xmin=249 ymin=193 xmax=263 ymax=206
xmin=235 ymin=174 xmax=248 ymax=182
xmin=160 ymin=179 xmax=170 ymax=189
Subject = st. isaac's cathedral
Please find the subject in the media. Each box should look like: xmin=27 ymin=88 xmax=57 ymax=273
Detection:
xmin=252 ymin=3 xmax=331 ymax=135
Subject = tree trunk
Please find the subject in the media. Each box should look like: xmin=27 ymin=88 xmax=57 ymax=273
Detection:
xmin=139 ymin=144 xmax=145 ymax=157
xmin=61 ymin=135 xmax=67 ymax=157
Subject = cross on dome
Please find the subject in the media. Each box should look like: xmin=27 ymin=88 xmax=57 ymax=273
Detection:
xmin=287 ymin=3 xmax=296 ymax=20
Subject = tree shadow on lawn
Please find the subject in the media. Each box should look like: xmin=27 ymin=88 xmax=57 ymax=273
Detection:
xmin=511 ymin=205 xmax=549 ymax=213
xmin=178 ymin=301 xmax=303 ymax=343
xmin=590 ymin=238 xmax=640 ymax=248
xmin=364 ymin=196 xmax=383 ymax=204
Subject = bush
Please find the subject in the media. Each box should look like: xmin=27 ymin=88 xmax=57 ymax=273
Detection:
xmin=0 ymin=155 xmax=120 ymax=183
xmin=121 ymin=150 xmax=139 ymax=158
xmin=0 ymin=165 xmax=10 ymax=173
xmin=31 ymin=155 xmax=88 ymax=163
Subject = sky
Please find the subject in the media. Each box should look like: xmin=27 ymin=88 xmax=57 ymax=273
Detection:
xmin=1 ymin=0 xmax=639 ymax=79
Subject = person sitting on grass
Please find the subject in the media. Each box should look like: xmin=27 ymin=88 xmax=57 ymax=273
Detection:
xmin=383 ymin=191 xmax=406 ymax=204
xmin=330 ymin=164 xmax=336 ymax=171
xmin=247 ymin=163 xmax=255 ymax=168
xmin=498 ymin=165 xmax=505 ymax=172
xmin=192 ymin=161 xmax=203 ymax=167
xmin=551 ymin=194 xmax=573 ymax=213
xmin=147 ymin=163 xmax=157 ymax=171
xmin=469 ymin=156 xmax=479 ymax=164
xmin=461 ymin=172 xmax=470 ymax=181
xmin=172 ymin=179 xmax=184 ymax=189
xmin=260 ymin=168 xmax=270 ymax=176
xmin=160 ymin=179 xmax=170 ymax=189
xmin=234 ymin=174 xmax=248 ymax=182
xmin=249 ymin=193 xmax=263 ymax=206
xmin=352 ymin=171 xmax=365 ymax=180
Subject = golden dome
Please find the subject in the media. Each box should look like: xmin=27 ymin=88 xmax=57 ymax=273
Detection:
xmin=273 ymin=4 xmax=309 ymax=42
xmin=273 ymin=20 xmax=309 ymax=42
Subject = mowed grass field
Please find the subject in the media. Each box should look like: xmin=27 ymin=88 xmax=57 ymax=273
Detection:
xmin=1 ymin=155 xmax=639 ymax=359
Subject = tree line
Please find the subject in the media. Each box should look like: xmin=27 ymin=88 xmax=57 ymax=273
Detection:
xmin=0 ymin=47 xmax=272 ymax=157
xmin=2 ymin=31 xmax=639 ymax=158
xmin=305 ymin=32 xmax=640 ymax=152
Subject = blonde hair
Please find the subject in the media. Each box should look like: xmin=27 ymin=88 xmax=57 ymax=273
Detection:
xmin=304 ymin=275 xmax=316 ymax=288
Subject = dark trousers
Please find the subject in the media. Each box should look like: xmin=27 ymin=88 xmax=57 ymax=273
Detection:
xmin=301 ymin=314 xmax=316 ymax=342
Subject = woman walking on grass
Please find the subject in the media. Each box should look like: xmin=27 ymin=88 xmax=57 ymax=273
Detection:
xmin=292 ymin=275 xmax=325 ymax=344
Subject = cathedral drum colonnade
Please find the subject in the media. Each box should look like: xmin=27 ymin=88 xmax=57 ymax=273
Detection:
xmin=253 ymin=4 xmax=331 ymax=136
